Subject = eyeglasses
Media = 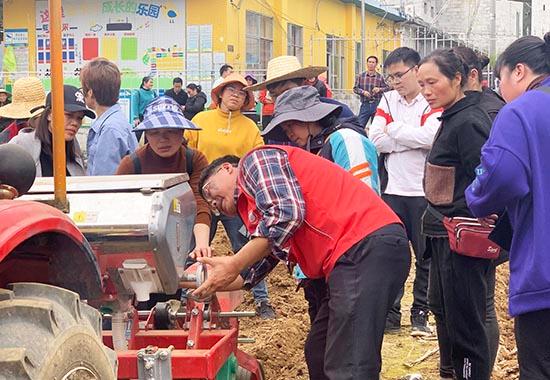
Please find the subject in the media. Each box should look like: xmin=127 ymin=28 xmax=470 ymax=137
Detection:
xmin=224 ymin=86 xmax=247 ymax=99
xmin=384 ymin=66 xmax=415 ymax=84
xmin=201 ymin=167 xmax=224 ymax=213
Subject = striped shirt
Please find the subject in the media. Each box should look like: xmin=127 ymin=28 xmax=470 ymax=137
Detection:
xmin=353 ymin=71 xmax=389 ymax=103
xmin=320 ymin=128 xmax=380 ymax=194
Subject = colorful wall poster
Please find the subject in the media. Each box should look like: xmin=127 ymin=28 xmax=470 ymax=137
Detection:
xmin=4 ymin=29 xmax=30 ymax=78
xmin=34 ymin=0 xmax=186 ymax=76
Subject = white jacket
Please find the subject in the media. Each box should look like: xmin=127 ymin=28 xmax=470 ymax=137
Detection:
xmin=10 ymin=128 xmax=86 ymax=177
xmin=369 ymin=90 xmax=441 ymax=197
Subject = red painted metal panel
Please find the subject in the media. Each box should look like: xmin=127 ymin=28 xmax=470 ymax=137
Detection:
xmin=111 ymin=328 xmax=238 ymax=379
xmin=235 ymin=348 xmax=264 ymax=380
xmin=0 ymin=200 xmax=86 ymax=261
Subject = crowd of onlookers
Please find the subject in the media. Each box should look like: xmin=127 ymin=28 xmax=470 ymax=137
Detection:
xmin=1 ymin=30 xmax=550 ymax=380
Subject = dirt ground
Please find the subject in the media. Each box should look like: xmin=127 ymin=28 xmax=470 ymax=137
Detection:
xmin=213 ymin=231 xmax=519 ymax=380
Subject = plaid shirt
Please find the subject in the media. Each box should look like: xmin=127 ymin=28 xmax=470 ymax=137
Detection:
xmin=353 ymin=71 xmax=389 ymax=103
xmin=237 ymin=148 xmax=306 ymax=289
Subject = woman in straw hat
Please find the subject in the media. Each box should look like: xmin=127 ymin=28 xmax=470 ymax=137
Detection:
xmin=0 ymin=88 xmax=11 ymax=107
xmin=0 ymin=77 xmax=46 ymax=143
xmin=185 ymin=72 xmax=276 ymax=319
xmin=246 ymin=56 xmax=356 ymax=129
xmin=10 ymin=85 xmax=95 ymax=177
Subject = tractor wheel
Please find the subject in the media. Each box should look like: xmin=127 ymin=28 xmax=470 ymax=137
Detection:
xmin=0 ymin=283 xmax=117 ymax=380
xmin=236 ymin=360 xmax=266 ymax=380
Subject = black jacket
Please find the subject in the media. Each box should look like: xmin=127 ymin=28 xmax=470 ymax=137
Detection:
xmin=184 ymin=92 xmax=207 ymax=120
xmin=423 ymin=95 xmax=492 ymax=235
xmin=465 ymin=88 xmax=505 ymax=121
xmin=164 ymin=88 xmax=188 ymax=106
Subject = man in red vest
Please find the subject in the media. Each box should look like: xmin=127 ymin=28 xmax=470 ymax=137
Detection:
xmin=193 ymin=145 xmax=410 ymax=379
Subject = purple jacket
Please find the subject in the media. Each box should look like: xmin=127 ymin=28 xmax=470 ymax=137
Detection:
xmin=466 ymin=77 xmax=550 ymax=316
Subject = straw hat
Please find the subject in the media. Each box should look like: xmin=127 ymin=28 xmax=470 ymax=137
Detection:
xmin=246 ymin=56 xmax=327 ymax=91
xmin=211 ymin=73 xmax=255 ymax=111
xmin=0 ymin=77 xmax=46 ymax=119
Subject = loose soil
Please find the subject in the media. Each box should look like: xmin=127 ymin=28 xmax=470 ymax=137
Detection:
xmin=212 ymin=231 xmax=518 ymax=379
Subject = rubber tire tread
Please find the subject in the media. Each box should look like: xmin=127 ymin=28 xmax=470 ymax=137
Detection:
xmin=0 ymin=283 xmax=116 ymax=380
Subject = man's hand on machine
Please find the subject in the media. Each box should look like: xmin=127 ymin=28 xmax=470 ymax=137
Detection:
xmin=192 ymin=256 xmax=242 ymax=298
xmin=180 ymin=261 xmax=244 ymax=291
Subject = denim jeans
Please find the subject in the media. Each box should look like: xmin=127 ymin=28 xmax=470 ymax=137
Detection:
xmin=209 ymin=213 xmax=269 ymax=304
xmin=358 ymin=101 xmax=378 ymax=127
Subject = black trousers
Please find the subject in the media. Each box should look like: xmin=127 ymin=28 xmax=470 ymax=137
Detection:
xmin=427 ymin=237 xmax=497 ymax=380
xmin=382 ymin=194 xmax=430 ymax=322
xmin=304 ymin=224 xmax=410 ymax=380
xmin=303 ymin=278 xmax=328 ymax=325
xmin=515 ymin=308 xmax=550 ymax=380
xmin=434 ymin=262 xmax=500 ymax=378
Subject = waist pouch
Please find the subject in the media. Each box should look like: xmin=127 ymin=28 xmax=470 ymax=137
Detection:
xmin=428 ymin=206 xmax=501 ymax=260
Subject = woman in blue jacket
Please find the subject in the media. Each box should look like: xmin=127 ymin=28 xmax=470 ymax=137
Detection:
xmin=466 ymin=33 xmax=550 ymax=379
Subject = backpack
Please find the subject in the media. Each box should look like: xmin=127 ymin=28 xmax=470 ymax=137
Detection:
xmin=129 ymin=147 xmax=194 ymax=175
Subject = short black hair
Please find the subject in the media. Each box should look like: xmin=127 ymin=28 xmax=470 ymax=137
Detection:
xmin=383 ymin=47 xmax=421 ymax=69
xmin=198 ymin=155 xmax=241 ymax=199
xmin=219 ymin=64 xmax=233 ymax=77
xmin=186 ymin=83 xmax=202 ymax=92
xmin=140 ymin=76 xmax=153 ymax=89
xmin=495 ymin=32 xmax=550 ymax=79
xmin=173 ymin=77 xmax=183 ymax=84
xmin=419 ymin=48 xmax=469 ymax=88
xmin=453 ymin=46 xmax=489 ymax=83
xmin=367 ymin=56 xmax=379 ymax=63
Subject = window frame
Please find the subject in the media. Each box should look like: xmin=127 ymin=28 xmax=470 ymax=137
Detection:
xmin=246 ymin=11 xmax=274 ymax=70
xmin=287 ymin=23 xmax=304 ymax=63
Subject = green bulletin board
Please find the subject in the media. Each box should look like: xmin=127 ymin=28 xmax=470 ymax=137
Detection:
xmin=121 ymin=37 xmax=138 ymax=61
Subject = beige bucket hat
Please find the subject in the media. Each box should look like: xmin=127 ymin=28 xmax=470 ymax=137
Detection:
xmin=211 ymin=72 xmax=256 ymax=110
xmin=0 ymin=77 xmax=46 ymax=119
xmin=246 ymin=56 xmax=327 ymax=91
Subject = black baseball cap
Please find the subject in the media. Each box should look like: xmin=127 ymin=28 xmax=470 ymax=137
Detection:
xmin=31 ymin=85 xmax=96 ymax=119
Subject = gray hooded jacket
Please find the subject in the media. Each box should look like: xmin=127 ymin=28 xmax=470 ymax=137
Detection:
xmin=9 ymin=128 xmax=86 ymax=177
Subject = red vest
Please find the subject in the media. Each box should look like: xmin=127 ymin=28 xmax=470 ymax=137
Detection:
xmin=237 ymin=146 xmax=401 ymax=279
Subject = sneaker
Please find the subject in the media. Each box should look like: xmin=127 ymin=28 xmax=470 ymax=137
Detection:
xmin=411 ymin=310 xmax=432 ymax=337
xmin=385 ymin=318 xmax=401 ymax=333
xmin=256 ymin=301 xmax=276 ymax=320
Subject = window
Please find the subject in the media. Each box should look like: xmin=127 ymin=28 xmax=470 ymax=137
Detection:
xmin=246 ymin=11 xmax=273 ymax=70
xmin=287 ymin=23 xmax=303 ymax=63
xmin=326 ymin=35 xmax=345 ymax=89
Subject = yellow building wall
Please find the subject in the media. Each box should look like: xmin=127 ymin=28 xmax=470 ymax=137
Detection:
xmin=3 ymin=0 xmax=37 ymax=72
xmin=186 ymin=0 xmax=228 ymax=54
xmin=4 ymin=0 xmax=401 ymax=88
xmin=187 ymin=0 xmax=402 ymax=89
